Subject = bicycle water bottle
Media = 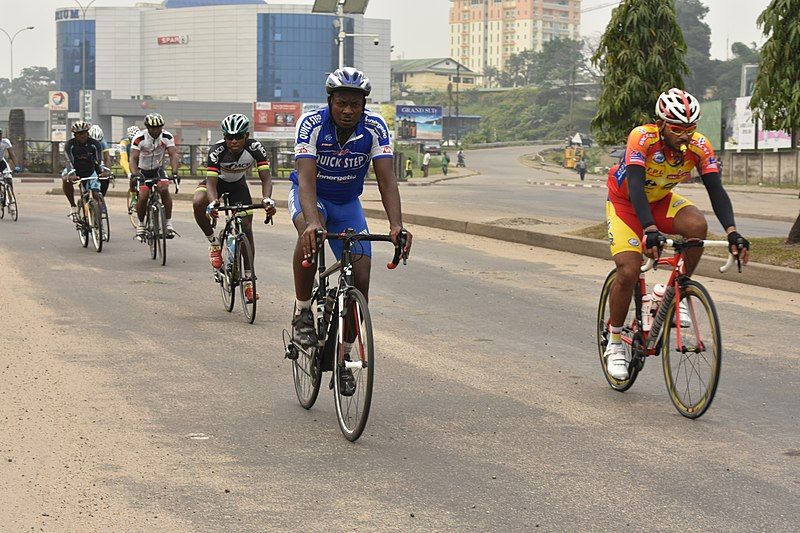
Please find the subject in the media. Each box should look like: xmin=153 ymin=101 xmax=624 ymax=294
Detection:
xmin=641 ymin=294 xmax=653 ymax=332
xmin=225 ymin=235 xmax=236 ymax=265
xmin=651 ymin=283 xmax=667 ymax=315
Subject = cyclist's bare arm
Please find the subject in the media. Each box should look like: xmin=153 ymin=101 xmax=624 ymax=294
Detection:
xmin=167 ymin=145 xmax=180 ymax=175
xmin=129 ymin=148 xmax=140 ymax=176
xmin=373 ymin=157 xmax=411 ymax=254
xmin=297 ymin=157 xmax=323 ymax=256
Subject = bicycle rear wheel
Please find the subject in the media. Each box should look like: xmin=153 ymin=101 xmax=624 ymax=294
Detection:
xmin=291 ymin=296 xmax=322 ymax=410
xmin=333 ymin=288 xmax=374 ymax=442
xmin=597 ymin=269 xmax=642 ymax=392
xmin=662 ymin=280 xmax=722 ymax=419
xmin=7 ymin=187 xmax=18 ymax=221
xmin=236 ymin=236 xmax=257 ymax=323
xmin=89 ymin=199 xmax=104 ymax=252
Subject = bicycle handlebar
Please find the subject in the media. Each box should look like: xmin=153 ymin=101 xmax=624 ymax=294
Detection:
xmin=641 ymin=239 xmax=739 ymax=274
xmin=214 ymin=193 xmax=273 ymax=224
xmin=301 ymin=228 xmax=408 ymax=270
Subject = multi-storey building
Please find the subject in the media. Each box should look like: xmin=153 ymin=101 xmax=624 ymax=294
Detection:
xmin=55 ymin=0 xmax=391 ymax=113
xmin=449 ymin=0 xmax=581 ymax=80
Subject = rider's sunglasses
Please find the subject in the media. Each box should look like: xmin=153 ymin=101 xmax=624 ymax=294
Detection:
xmin=225 ymin=133 xmax=246 ymax=141
xmin=665 ymin=123 xmax=697 ymax=135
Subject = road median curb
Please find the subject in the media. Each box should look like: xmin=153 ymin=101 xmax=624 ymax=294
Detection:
xmin=46 ymin=189 xmax=800 ymax=293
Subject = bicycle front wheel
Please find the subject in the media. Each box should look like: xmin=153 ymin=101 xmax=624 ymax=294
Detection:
xmin=597 ymin=269 xmax=641 ymax=392
xmin=100 ymin=195 xmax=109 ymax=241
xmin=128 ymin=191 xmax=139 ymax=229
xmin=89 ymin=199 xmax=104 ymax=252
xmin=236 ymin=236 xmax=257 ymax=324
xmin=0 ymin=186 xmax=5 ymax=219
xmin=77 ymin=200 xmax=89 ymax=248
xmin=662 ymin=280 xmax=722 ymax=419
xmin=147 ymin=206 xmax=157 ymax=259
xmin=156 ymin=204 xmax=167 ymax=266
xmin=333 ymin=288 xmax=374 ymax=442
xmin=291 ymin=290 xmax=322 ymax=409
xmin=7 ymin=187 xmax=18 ymax=221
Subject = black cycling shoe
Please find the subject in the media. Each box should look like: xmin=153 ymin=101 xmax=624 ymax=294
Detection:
xmin=338 ymin=366 xmax=356 ymax=397
xmin=292 ymin=308 xmax=318 ymax=348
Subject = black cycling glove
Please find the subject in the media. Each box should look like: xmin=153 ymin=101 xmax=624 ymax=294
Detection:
xmin=727 ymin=231 xmax=750 ymax=251
xmin=645 ymin=230 xmax=667 ymax=250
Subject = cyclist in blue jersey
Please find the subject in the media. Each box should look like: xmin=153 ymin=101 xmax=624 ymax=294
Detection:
xmin=88 ymin=125 xmax=113 ymax=196
xmin=290 ymin=67 xmax=413 ymax=356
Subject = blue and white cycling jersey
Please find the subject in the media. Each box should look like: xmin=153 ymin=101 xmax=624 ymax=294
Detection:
xmin=290 ymin=106 xmax=393 ymax=204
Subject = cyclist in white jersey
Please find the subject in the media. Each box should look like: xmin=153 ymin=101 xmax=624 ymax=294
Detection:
xmin=130 ymin=113 xmax=180 ymax=238
xmin=0 ymin=129 xmax=19 ymax=187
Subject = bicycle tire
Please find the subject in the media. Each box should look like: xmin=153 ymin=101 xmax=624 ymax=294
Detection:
xmin=662 ymin=280 xmax=722 ymax=419
xmin=77 ymin=199 xmax=89 ymax=248
xmin=219 ymin=235 xmax=236 ymax=312
xmin=0 ymin=186 xmax=5 ymax=219
xmin=156 ymin=204 xmax=167 ymax=266
xmin=89 ymin=199 xmax=103 ymax=253
xmin=333 ymin=288 xmax=374 ymax=442
xmin=236 ymin=236 xmax=257 ymax=324
xmin=597 ymin=269 xmax=641 ymax=392
xmin=100 ymin=195 xmax=109 ymax=241
xmin=128 ymin=191 xmax=139 ymax=229
xmin=7 ymin=187 xmax=18 ymax=221
xmin=146 ymin=204 xmax=156 ymax=259
xmin=291 ymin=297 xmax=323 ymax=410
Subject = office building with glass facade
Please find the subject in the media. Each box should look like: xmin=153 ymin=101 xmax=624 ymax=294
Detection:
xmin=55 ymin=0 xmax=391 ymax=112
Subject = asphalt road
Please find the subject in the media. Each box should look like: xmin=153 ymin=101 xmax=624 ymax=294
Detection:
xmin=406 ymin=145 xmax=795 ymax=238
xmin=1 ymin=189 xmax=798 ymax=530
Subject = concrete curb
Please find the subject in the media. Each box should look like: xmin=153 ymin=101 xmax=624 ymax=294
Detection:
xmin=46 ymin=189 xmax=800 ymax=294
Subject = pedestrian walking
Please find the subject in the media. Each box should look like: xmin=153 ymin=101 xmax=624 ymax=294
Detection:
xmin=422 ymin=151 xmax=431 ymax=177
xmin=441 ymin=151 xmax=450 ymax=176
xmin=576 ymin=158 xmax=587 ymax=181
xmin=404 ymin=157 xmax=413 ymax=179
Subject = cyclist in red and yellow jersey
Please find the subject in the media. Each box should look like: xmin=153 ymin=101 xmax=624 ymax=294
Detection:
xmin=604 ymin=88 xmax=750 ymax=380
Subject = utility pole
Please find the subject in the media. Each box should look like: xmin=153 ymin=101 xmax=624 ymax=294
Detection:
xmin=74 ymin=0 xmax=96 ymax=119
xmin=0 ymin=26 xmax=35 ymax=82
xmin=455 ymin=63 xmax=460 ymax=148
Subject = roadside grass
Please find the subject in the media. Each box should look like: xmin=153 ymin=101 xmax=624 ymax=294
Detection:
xmin=569 ymin=223 xmax=800 ymax=270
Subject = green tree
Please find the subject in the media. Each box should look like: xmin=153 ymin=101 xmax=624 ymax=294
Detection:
xmin=0 ymin=67 xmax=56 ymax=107
xmin=711 ymin=42 xmax=760 ymax=103
xmin=748 ymin=0 xmax=800 ymax=244
xmin=675 ymin=0 xmax=713 ymax=97
xmin=590 ymin=0 xmax=688 ymax=145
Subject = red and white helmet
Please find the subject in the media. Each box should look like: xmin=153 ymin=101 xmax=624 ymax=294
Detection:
xmin=655 ymin=88 xmax=701 ymax=125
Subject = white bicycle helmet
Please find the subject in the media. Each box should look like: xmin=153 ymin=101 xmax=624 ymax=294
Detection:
xmin=88 ymin=124 xmax=104 ymax=141
xmin=71 ymin=120 xmax=91 ymax=133
xmin=655 ymin=88 xmax=701 ymax=124
xmin=221 ymin=113 xmax=250 ymax=135
xmin=325 ymin=67 xmax=372 ymax=96
xmin=144 ymin=113 xmax=165 ymax=127
xmin=127 ymin=125 xmax=140 ymax=139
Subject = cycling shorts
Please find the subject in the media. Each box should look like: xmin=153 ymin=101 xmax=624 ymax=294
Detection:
xmin=196 ymin=177 xmax=253 ymax=206
xmin=138 ymin=168 xmax=168 ymax=191
xmin=605 ymin=191 xmax=694 ymax=256
xmin=288 ymin=185 xmax=371 ymax=259
xmin=79 ymin=171 xmax=101 ymax=193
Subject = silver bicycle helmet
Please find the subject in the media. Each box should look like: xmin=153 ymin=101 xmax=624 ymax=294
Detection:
xmin=71 ymin=120 xmax=91 ymax=133
xmin=221 ymin=113 xmax=250 ymax=135
xmin=127 ymin=125 xmax=140 ymax=139
xmin=655 ymin=88 xmax=701 ymax=124
xmin=88 ymin=124 xmax=104 ymax=141
xmin=325 ymin=67 xmax=372 ymax=96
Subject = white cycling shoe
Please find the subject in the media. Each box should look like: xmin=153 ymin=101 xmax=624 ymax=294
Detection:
xmin=605 ymin=342 xmax=630 ymax=381
xmin=674 ymin=300 xmax=692 ymax=328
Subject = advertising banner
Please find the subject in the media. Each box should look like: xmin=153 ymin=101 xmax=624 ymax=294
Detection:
xmin=395 ymin=105 xmax=442 ymax=141
xmin=301 ymin=102 xmax=326 ymax=114
xmin=757 ymin=124 xmax=792 ymax=150
xmin=724 ymin=97 xmax=755 ymax=151
xmin=253 ymin=102 xmax=303 ymax=139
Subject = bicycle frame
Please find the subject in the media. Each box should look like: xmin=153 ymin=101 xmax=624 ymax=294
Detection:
xmin=622 ymin=239 xmax=736 ymax=357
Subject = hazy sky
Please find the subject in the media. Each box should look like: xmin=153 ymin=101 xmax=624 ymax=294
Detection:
xmin=1 ymin=0 xmax=772 ymax=78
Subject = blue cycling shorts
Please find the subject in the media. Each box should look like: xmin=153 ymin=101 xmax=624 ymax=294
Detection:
xmin=288 ymin=185 xmax=371 ymax=259
xmin=81 ymin=172 xmax=101 ymax=192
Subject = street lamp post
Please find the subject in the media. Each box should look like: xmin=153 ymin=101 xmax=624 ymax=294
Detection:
xmin=332 ymin=1 xmax=379 ymax=70
xmin=0 ymin=26 xmax=35 ymax=82
xmin=74 ymin=0 xmax=97 ymax=119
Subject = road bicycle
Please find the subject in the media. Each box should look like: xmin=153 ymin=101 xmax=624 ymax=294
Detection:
xmin=284 ymin=228 xmax=408 ymax=441
xmin=72 ymin=175 xmax=110 ymax=253
xmin=0 ymin=171 xmax=18 ymax=221
xmin=129 ymin=174 xmax=180 ymax=227
xmin=211 ymin=193 xmax=272 ymax=324
xmin=136 ymin=177 xmax=177 ymax=266
xmin=597 ymin=239 xmax=741 ymax=418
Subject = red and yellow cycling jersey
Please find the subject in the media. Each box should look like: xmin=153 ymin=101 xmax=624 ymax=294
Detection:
xmin=607 ymin=124 xmax=719 ymax=203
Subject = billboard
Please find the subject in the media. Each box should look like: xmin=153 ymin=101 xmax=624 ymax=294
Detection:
xmin=253 ymin=102 xmax=303 ymax=139
xmin=724 ymin=97 xmax=755 ymax=151
xmin=395 ymin=105 xmax=442 ymax=141
xmin=757 ymin=124 xmax=793 ymax=150
xmin=49 ymin=91 xmax=69 ymax=111
xmin=697 ymin=100 xmax=722 ymax=150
